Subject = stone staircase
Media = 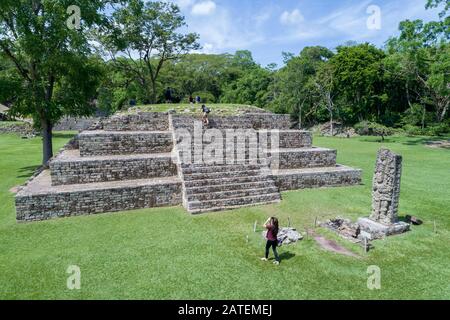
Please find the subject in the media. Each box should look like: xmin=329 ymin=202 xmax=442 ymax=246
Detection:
xmin=15 ymin=111 xmax=362 ymax=222
xmin=170 ymin=114 xmax=362 ymax=213
xmin=181 ymin=162 xmax=281 ymax=214
xmin=171 ymin=116 xmax=281 ymax=213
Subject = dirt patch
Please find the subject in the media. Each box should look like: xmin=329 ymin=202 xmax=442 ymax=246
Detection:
xmin=308 ymin=230 xmax=360 ymax=258
xmin=425 ymin=140 xmax=450 ymax=149
xmin=9 ymin=186 xmax=20 ymax=194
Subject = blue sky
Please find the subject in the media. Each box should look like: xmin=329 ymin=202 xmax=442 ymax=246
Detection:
xmin=168 ymin=0 xmax=442 ymax=66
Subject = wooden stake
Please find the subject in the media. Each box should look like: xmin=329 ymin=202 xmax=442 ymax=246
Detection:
xmin=288 ymin=217 xmax=291 ymax=228
xmin=314 ymin=217 xmax=318 ymax=228
xmin=364 ymin=238 xmax=368 ymax=253
xmin=253 ymin=221 xmax=257 ymax=233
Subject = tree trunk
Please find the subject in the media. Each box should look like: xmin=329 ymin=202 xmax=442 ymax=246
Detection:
xmin=421 ymin=105 xmax=426 ymax=130
xmin=41 ymin=116 xmax=53 ymax=166
xmin=151 ymin=79 xmax=157 ymax=104
xmin=330 ymin=112 xmax=334 ymax=137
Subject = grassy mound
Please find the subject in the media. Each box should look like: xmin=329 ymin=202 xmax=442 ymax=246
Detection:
xmin=121 ymin=103 xmax=269 ymax=116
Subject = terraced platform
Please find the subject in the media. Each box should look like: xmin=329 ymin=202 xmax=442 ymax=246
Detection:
xmin=16 ymin=170 xmax=182 ymax=222
xmin=15 ymin=111 xmax=362 ymax=221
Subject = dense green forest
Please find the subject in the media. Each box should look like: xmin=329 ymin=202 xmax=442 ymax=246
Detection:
xmin=0 ymin=0 xmax=449 ymax=163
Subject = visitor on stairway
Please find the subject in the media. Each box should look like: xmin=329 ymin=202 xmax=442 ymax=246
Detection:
xmin=261 ymin=217 xmax=280 ymax=265
xmin=201 ymin=104 xmax=211 ymax=127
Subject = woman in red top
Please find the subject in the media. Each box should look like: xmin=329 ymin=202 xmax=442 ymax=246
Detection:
xmin=261 ymin=217 xmax=280 ymax=265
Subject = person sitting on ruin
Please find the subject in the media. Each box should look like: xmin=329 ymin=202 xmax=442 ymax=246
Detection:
xmin=201 ymin=104 xmax=211 ymax=127
xmin=261 ymin=217 xmax=280 ymax=265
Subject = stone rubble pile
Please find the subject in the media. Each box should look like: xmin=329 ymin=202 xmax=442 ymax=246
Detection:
xmin=278 ymin=227 xmax=303 ymax=244
xmin=262 ymin=227 xmax=303 ymax=245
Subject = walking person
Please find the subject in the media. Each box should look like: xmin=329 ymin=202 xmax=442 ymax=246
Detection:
xmin=189 ymin=95 xmax=194 ymax=105
xmin=201 ymin=104 xmax=211 ymax=127
xmin=261 ymin=217 xmax=280 ymax=265
xmin=195 ymin=95 xmax=201 ymax=104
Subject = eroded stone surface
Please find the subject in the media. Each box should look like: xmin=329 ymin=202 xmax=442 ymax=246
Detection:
xmin=370 ymin=148 xmax=402 ymax=224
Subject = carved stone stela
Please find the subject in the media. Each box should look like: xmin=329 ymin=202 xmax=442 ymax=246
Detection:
xmin=370 ymin=148 xmax=402 ymax=225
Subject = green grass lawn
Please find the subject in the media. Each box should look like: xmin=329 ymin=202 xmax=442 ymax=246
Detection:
xmin=124 ymin=103 xmax=266 ymax=116
xmin=0 ymin=132 xmax=449 ymax=299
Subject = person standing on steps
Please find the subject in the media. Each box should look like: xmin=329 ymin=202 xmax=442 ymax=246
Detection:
xmin=201 ymin=104 xmax=211 ymax=127
xmin=261 ymin=217 xmax=280 ymax=265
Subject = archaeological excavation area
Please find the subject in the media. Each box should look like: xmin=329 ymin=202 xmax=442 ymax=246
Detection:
xmin=15 ymin=112 xmax=362 ymax=222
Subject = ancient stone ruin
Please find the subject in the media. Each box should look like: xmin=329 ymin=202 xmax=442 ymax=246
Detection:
xmin=322 ymin=148 xmax=410 ymax=242
xmin=357 ymin=148 xmax=410 ymax=238
xmin=15 ymin=111 xmax=362 ymax=222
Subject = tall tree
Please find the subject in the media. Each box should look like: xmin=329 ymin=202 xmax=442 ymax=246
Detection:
xmin=102 ymin=0 xmax=199 ymax=103
xmin=331 ymin=43 xmax=386 ymax=123
xmin=313 ymin=63 xmax=337 ymax=135
xmin=268 ymin=47 xmax=333 ymax=127
xmin=0 ymin=0 xmax=111 ymax=164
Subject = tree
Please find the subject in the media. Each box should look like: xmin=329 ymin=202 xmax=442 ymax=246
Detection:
xmin=331 ymin=43 xmax=386 ymax=123
xmin=314 ymin=63 xmax=337 ymax=136
xmin=268 ymin=47 xmax=333 ymax=128
xmin=0 ymin=0 xmax=111 ymax=164
xmin=102 ymin=0 xmax=200 ymax=103
xmin=386 ymin=19 xmax=449 ymax=123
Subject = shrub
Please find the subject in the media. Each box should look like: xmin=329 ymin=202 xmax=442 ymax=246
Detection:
xmin=354 ymin=121 xmax=394 ymax=141
xmin=190 ymin=91 xmax=217 ymax=104
xmin=403 ymin=121 xmax=450 ymax=136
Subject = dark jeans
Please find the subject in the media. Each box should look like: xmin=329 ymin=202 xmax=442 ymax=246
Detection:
xmin=265 ymin=240 xmax=280 ymax=262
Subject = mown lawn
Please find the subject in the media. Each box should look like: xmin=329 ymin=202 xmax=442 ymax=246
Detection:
xmin=0 ymin=132 xmax=449 ymax=299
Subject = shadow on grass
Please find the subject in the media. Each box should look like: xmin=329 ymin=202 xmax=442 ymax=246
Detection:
xmin=358 ymin=137 xmax=396 ymax=144
xmin=17 ymin=165 xmax=39 ymax=178
xmin=401 ymin=136 xmax=450 ymax=148
xmin=278 ymin=251 xmax=296 ymax=261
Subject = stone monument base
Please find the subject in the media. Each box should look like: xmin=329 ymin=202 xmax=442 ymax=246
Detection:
xmin=357 ymin=217 xmax=410 ymax=239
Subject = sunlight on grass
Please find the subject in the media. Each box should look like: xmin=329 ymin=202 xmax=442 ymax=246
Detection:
xmin=0 ymin=133 xmax=449 ymax=299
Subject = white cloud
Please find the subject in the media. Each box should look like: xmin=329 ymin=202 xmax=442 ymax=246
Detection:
xmin=191 ymin=1 xmax=217 ymax=16
xmin=175 ymin=0 xmax=195 ymax=9
xmin=280 ymin=9 xmax=304 ymax=25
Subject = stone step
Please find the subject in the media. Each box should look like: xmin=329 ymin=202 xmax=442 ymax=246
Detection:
xmin=182 ymin=163 xmax=265 ymax=174
xmin=171 ymin=114 xmax=292 ymax=130
xmin=178 ymin=143 xmax=260 ymax=148
xmin=15 ymin=170 xmax=182 ymax=222
xmin=183 ymin=169 xmax=265 ymax=181
xmin=184 ymin=175 xmax=270 ymax=188
xmin=266 ymin=147 xmax=337 ymax=169
xmin=186 ymin=186 xmax=280 ymax=202
xmin=179 ymin=158 xmax=268 ymax=167
xmin=185 ymin=180 xmax=276 ymax=195
xmin=50 ymin=150 xmax=177 ymax=185
xmin=78 ymin=130 xmax=173 ymax=157
xmin=271 ymin=165 xmax=363 ymax=191
xmin=103 ymin=112 xmax=169 ymax=131
xmin=187 ymin=193 xmax=281 ymax=212
xmin=258 ymin=130 xmax=313 ymax=148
